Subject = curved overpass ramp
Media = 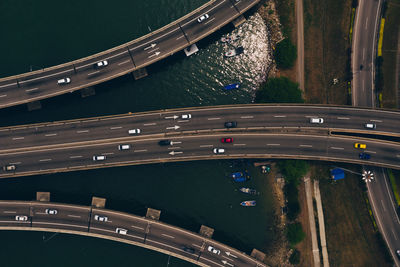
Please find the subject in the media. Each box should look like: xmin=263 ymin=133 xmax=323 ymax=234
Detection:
xmin=1 ymin=104 xmax=400 ymax=178
xmin=0 ymin=0 xmax=260 ymax=109
xmin=0 ymin=200 xmax=266 ymax=267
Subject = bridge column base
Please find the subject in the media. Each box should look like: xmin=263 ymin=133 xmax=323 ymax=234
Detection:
xmin=27 ymin=101 xmax=42 ymax=111
xmin=232 ymin=15 xmax=246 ymax=27
xmin=199 ymin=225 xmax=214 ymax=238
xmin=36 ymin=192 xmax=50 ymax=202
xmin=133 ymin=68 xmax=148 ymax=80
xmin=251 ymin=249 xmax=266 ymax=262
xmin=146 ymin=208 xmax=161 ymax=220
xmin=80 ymin=87 xmax=96 ymax=98
xmin=91 ymin=196 xmax=106 ymax=208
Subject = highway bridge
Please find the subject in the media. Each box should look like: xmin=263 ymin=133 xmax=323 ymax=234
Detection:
xmin=0 ymin=200 xmax=266 ymax=267
xmin=1 ymin=104 xmax=400 ymax=178
xmin=0 ymin=0 xmax=260 ymax=110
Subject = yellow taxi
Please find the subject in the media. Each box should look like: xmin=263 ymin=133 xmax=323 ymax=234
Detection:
xmin=354 ymin=143 xmax=366 ymax=149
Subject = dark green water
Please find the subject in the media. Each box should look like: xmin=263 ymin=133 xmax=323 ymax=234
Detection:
xmin=0 ymin=1 xmax=274 ymax=266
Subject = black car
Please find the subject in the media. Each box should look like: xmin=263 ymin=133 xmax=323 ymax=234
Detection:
xmin=182 ymin=246 xmax=195 ymax=253
xmin=224 ymin=121 xmax=237 ymax=128
xmin=158 ymin=140 xmax=172 ymax=146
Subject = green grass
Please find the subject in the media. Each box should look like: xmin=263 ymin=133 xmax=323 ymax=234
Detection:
xmin=275 ymin=0 xmax=295 ymax=38
xmin=388 ymin=169 xmax=400 ymax=206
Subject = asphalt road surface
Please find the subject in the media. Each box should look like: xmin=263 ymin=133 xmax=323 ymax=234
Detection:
xmin=0 ymin=201 xmax=266 ymax=267
xmin=0 ymin=0 xmax=260 ymax=110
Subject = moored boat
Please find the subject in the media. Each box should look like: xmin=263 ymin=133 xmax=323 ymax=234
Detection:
xmin=240 ymin=200 xmax=256 ymax=206
xmin=230 ymin=171 xmax=250 ymax=182
xmin=223 ymin=83 xmax=240 ymax=90
xmin=239 ymin=187 xmax=258 ymax=195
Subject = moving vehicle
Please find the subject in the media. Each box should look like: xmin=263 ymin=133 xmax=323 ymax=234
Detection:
xmin=231 ymin=172 xmax=250 ymax=182
xmin=197 ymin=14 xmax=209 ymax=23
xmin=182 ymin=247 xmax=195 ymax=253
xmin=94 ymin=60 xmax=108 ymax=68
xmin=224 ymin=46 xmax=244 ymax=57
xmin=116 ymin=228 xmax=128 ymax=235
xmin=224 ymin=121 xmax=237 ymax=128
xmin=223 ymin=83 xmax=240 ymax=90
xmin=240 ymin=200 xmax=256 ymax=206
xmin=359 ymin=153 xmax=371 ymax=160
xmin=354 ymin=143 xmax=366 ymax=149
xmin=128 ymin=129 xmax=141 ymax=135
xmin=207 ymin=246 xmax=220 ymax=255
xmin=364 ymin=123 xmax=376 ymax=129
xmin=45 ymin=209 xmax=58 ymax=215
xmin=93 ymin=155 xmax=106 ymax=161
xmin=15 ymin=215 xmax=28 ymax=221
xmin=118 ymin=144 xmax=131 ymax=150
xmin=221 ymin=137 xmax=233 ymax=143
xmin=3 ymin=164 xmax=16 ymax=171
xmin=239 ymin=187 xmax=258 ymax=195
xmin=181 ymin=114 xmax=192 ymax=119
xmin=310 ymin=117 xmax=324 ymax=124
xmin=94 ymin=215 xmax=108 ymax=222
xmin=57 ymin=77 xmax=71 ymax=85
xmin=159 ymin=140 xmax=172 ymax=146
xmin=213 ymin=148 xmax=225 ymax=154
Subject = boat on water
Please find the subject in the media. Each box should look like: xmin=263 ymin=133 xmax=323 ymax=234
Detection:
xmin=224 ymin=46 xmax=244 ymax=57
xmin=230 ymin=171 xmax=250 ymax=182
xmin=221 ymin=34 xmax=238 ymax=43
xmin=223 ymin=83 xmax=240 ymax=90
xmin=240 ymin=200 xmax=256 ymax=207
xmin=239 ymin=187 xmax=258 ymax=195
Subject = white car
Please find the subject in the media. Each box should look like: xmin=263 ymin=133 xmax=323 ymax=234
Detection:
xmin=197 ymin=14 xmax=209 ymax=23
xmin=57 ymin=77 xmax=71 ymax=85
xmin=181 ymin=114 xmax=192 ymax=120
xmin=94 ymin=215 xmax=108 ymax=222
xmin=94 ymin=60 xmax=108 ymax=68
xmin=116 ymin=228 xmax=128 ymax=235
xmin=93 ymin=155 xmax=106 ymax=161
xmin=207 ymin=246 xmax=220 ymax=255
xmin=309 ymin=117 xmax=324 ymax=124
xmin=364 ymin=123 xmax=376 ymax=129
xmin=213 ymin=148 xmax=225 ymax=154
xmin=118 ymin=144 xmax=131 ymax=150
xmin=45 ymin=209 xmax=58 ymax=215
xmin=15 ymin=215 xmax=28 ymax=221
xmin=128 ymin=129 xmax=141 ymax=135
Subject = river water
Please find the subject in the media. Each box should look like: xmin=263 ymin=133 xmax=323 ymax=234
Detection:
xmin=0 ymin=1 xmax=275 ymax=266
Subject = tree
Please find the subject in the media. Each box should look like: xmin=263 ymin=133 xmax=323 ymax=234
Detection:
xmin=289 ymin=249 xmax=301 ymax=264
xmin=255 ymin=77 xmax=304 ymax=103
xmin=287 ymin=222 xmax=306 ymax=246
xmin=278 ymin=160 xmax=309 ymax=186
xmin=275 ymin=38 xmax=297 ymax=69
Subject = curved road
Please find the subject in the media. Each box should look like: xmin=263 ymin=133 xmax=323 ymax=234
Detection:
xmin=0 ymin=0 xmax=259 ymax=109
xmin=0 ymin=200 xmax=266 ymax=267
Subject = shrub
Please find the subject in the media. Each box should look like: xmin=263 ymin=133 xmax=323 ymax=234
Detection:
xmin=255 ymin=77 xmax=304 ymax=103
xmin=274 ymin=38 xmax=297 ymax=69
xmin=278 ymin=160 xmax=309 ymax=186
xmin=287 ymin=222 xmax=306 ymax=246
xmin=289 ymin=249 xmax=301 ymax=264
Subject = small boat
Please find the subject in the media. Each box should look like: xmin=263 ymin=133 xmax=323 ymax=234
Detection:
xmin=221 ymin=34 xmax=238 ymax=43
xmin=223 ymin=83 xmax=240 ymax=90
xmin=239 ymin=187 xmax=258 ymax=195
xmin=230 ymin=172 xmax=250 ymax=182
xmin=224 ymin=46 xmax=244 ymax=57
xmin=240 ymin=200 xmax=256 ymax=207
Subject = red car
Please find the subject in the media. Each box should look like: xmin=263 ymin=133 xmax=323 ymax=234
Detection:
xmin=221 ymin=137 xmax=233 ymax=143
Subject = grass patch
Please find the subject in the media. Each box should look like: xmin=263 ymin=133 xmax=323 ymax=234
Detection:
xmin=388 ymin=169 xmax=400 ymax=206
xmin=275 ymin=0 xmax=295 ymax=38
xmin=255 ymin=77 xmax=304 ymax=103
xmin=381 ymin=0 xmax=400 ymax=108
xmin=312 ymin=163 xmax=393 ymax=266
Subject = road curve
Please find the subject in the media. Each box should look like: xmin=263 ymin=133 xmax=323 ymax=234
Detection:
xmin=0 ymin=200 xmax=267 ymax=267
xmin=0 ymin=0 xmax=260 ymax=110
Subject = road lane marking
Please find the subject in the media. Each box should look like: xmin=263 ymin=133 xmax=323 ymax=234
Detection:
xmin=330 ymin=147 xmax=344 ymax=150
xmin=131 ymin=225 xmax=144 ymax=230
xmin=200 ymin=145 xmax=213 ymax=148
xmin=392 ymin=228 xmax=398 ymax=240
xmin=207 ymin=117 xmax=220 ymax=120
xmin=233 ymin=144 xmax=246 ymax=146
xmin=103 ymin=152 xmax=114 ymax=155
xmin=191 ymin=243 xmax=202 ymax=248
xmin=90 ymin=226 xmax=144 ymax=239
xmin=161 ymin=233 xmax=175 ymax=239
xmin=70 ymin=155 xmax=83 ymax=159
xmin=45 ymin=133 xmax=57 ymax=137
xmin=299 ymin=144 xmax=313 ymax=148
xmin=110 ymin=126 xmax=122 ymax=130
xmin=168 ymin=147 xmax=181 ymax=150
xmin=9 ymin=162 xmax=21 ymax=165
xmin=32 ymin=221 xmax=87 ymax=229
xmin=77 ymin=130 xmax=89 ymax=133
xmin=222 ymin=256 xmax=234 ymax=261
xmin=143 ymin=123 xmax=156 ymax=126
xmin=337 ymin=117 xmax=350 ymax=120
xmin=25 ymin=87 xmax=39 ymax=92
xmin=204 ymin=17 xmax=215 ymax=25
xmin=67 ymin=214 xmax=81 ymax=218
xmin=177 ymin=120 xmax=189 ymax=123
xmin=118 ymin=60 xmax=131 ymax=66
xmin=134 ymin=149 xmax=147 ymax=153
xmin=381 ymin=199 xmax=386 ymax=211
xmin=19 ymin=68 xmax=73 ymax=84
xmin=0 ymin=94 xmax=7 ymax=98
xmin=266 ymin=144 xmax=280 ymax=146
xmin=370 ymin=119 xmax=382 ymax=122
xmin=12 ymin=137 xmax=24 ymax=140
xmin=365 ymin=16 xmax=369 ymax=30
xmin=39 ymin=158 xmax=52 ymax=162
xmin=147 ymin=47 xmax=159 ymax=54
xmin=240 ymin=116 xmax=254 ymax=119
xmin=365 ymin=150 xmax=376 ymax=154
xmin=274 ymin=115 xmax=286 ymax=118
xmin=3 ymin=211 xmax=16 ymax=214
xmin=87 ymin=71 xmax=100 ymax=76
xmin=176 ymin=35 xmax=185 ymax=40
xmin=0 ymin=83 xmax=16 ymax=89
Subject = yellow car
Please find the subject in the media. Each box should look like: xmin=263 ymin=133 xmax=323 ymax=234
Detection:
xmin=354 ymin=143 xmax=366 ymax=149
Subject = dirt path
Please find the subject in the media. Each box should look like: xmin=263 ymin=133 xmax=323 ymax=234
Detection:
xmin=314 ymin=180 xmax=329 ymax=267
xmin=296 ymin=0 xmax=305 ymax=91
xmin=304 ymin=175 xmax=320 ymax=267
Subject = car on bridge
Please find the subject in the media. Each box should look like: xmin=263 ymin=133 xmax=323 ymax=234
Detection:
xmin=224 ymin=121 xmax=237 ymax=128
xmin=128 ymin=129 xmax=141 ymax=135
xmin=181 ymin=114 xmax=191 ymax=120
xmin=354 ymin=143 xmax=366 ymax=149
xmin=93 ymin=155 xmax=106 ymax=161
xmin=3 ymin=164 xmax=16 ymax=171
xmin=182 ymin=246 xmax=195 ymax=253
xmin=207 ymin=246 xmax=220 ymax=255
xmin=15 ymin=215 xmax=28 ymax=221
xmin=359 ymin=153 xmax=371 ymax=160
xmin=118 ymin=144 xmax=131 ymax=150
xmin=221 ymin=137 xmax=233 ymax=143
xmin=159 ymin=140 xmax=172 ymax=146
xmin=94 ymin=60 xmax=108 ymax=68
xmin=213 ymin=148 xmax=225 ymax=154
xmin=57 ymin=77 xmax=71 ymax=85
xmin=197 ymin=14 xmax=209 ymax=23
xmin=364 ymin=123 xmax=376 ymax=129
xmin=45 ymin=209 xmax=58 ymax=215
xmin=94 ymin=215 xmax=108 ymax=222
xmin=116 ymin=228 xmax=128 ymax=235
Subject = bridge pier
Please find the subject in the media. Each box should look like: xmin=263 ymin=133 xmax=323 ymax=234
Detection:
xmin=232 ymin=15 xmax=246 ymax=27
xmin=36 ymin=192 xmax=50 ymax=202
xmin=80 ymin=87 xmax=96 ymax=98
xmin=251 ymin=249 xmax=266 ymax=262
xmin=133 ymin=68 xmax=148 ymax=80
xmin=27 ymin=101 xmax=42 ymax=111
xmin=91 ymin=196 xmax=106 ymax=208
xmin=199 ymin=225 xmax=214 ymax=238
xmin=146 ymin=208 xmax=161 ymax=220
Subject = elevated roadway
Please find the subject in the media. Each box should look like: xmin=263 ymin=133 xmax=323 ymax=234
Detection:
xmin=1 ymin=105 xmax=400 ymax=178
xmin=0 ymin=0 xmax=259 ymax=109
xmin=0 ymin=200 xmax=266 ymax=267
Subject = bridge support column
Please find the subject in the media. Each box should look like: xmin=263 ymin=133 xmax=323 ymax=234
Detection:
xmin=133 ymin=68 xmax=148 ymax=80
xmin=80 ymin=87 xmax=96 ymax=98
xmin=27 ymin=101 xmax=42 ymax=111
xmin=199 ymin=225 xmax=214 ymax=238
xmin=232 ymin=15 xmax=246 ymax=27
xmin=251 ymin=249 xmax=266 ymax=262
xmin=146 ymin=208 xmax=161 ymax=220
xmin=36 ymin=192 xmax=50 ymax=202
xmin=91 ymin=196 xmax=106 ymax=208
